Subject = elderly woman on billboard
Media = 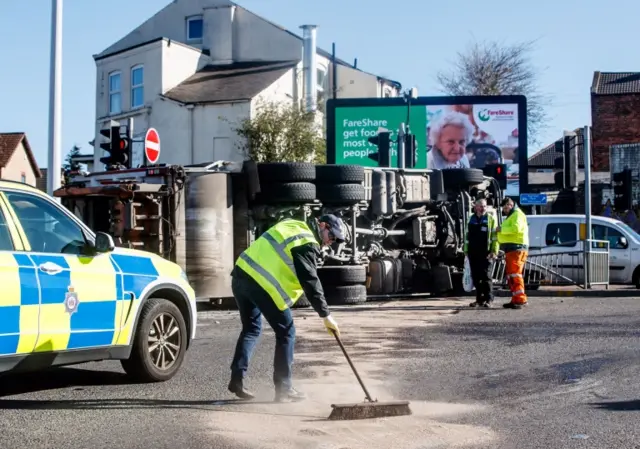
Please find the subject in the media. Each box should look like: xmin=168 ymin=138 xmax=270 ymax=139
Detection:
xmin=427 ymin=111 xmax=474 ymax=170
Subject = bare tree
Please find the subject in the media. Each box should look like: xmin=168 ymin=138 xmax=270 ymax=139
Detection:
xmin=436 ymin=39 xmax=550 ymax=146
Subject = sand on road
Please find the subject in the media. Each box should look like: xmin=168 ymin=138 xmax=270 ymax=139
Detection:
xmin=203 ymin=300 xmax=496 ymax=449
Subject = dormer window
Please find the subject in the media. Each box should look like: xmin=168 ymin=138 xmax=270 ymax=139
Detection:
xmin=186 ymin=15 xmax=203 ymax=42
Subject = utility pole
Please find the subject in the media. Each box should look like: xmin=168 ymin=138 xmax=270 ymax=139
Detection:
xmin=583 ymin=126 xmax=592 ymax=288
xmin=47 ymin=0 xmax=63 ymax=199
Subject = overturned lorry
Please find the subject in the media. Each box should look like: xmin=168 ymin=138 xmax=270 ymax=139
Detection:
xmin=54 ymin=161 xmax=502 ymax=306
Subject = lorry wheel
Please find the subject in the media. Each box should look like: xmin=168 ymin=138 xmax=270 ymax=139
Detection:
xmin=258 ymin=182 xmax=316 ymax=203
xmin=316 ymin=184 xmax=365 ymax=204
xmin=318 ymin=265 xmax=367 ymax=286
xmin=316 ymin=165 xmax=365 ymax=183
xmin=442 ymin=168 xmax=485 ymax=188
xmin=325 ymin=284 xmax=367 ymax=305
xmin=292 ymin=294 xmax=311 ymax=308
xmin=120 ymin=298 xmax=188 ymax=383
xmin=257 ymin=162 xmax=316 ymax=182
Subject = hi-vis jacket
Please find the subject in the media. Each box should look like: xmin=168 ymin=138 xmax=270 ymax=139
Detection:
xmin=234 ymin=219 xmax=330 ymax=316
xmin=497 ymin=206 xmax=529 ymax=250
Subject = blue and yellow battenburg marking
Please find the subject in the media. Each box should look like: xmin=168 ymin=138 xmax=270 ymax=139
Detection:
xmin=0 ymin=250 xmax=168 ymax=357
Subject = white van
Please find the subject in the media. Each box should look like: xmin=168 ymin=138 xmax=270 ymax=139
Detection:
xmin=526 ymin=214 xmax=640 ymax=287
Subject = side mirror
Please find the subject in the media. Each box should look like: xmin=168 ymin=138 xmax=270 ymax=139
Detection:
xmin=94 ymin=232 xmax=115 ymax=253
xmin=618 ymin=236 xmax=628 ymax=248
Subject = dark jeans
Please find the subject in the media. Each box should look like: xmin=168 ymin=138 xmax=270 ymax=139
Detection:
xmin=469 ymin=255 xmax=493 ymax=303
xmin=230 ymin=272 xmax=296 ymax=392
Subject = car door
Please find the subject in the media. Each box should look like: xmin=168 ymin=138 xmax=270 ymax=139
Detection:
xmin=1 ymin=189 xmax=123 ymax=354
xmin=0 ymin=195 xmax=39 ymax=358
xmin=592 ymin=223 xmax=631 ymax=283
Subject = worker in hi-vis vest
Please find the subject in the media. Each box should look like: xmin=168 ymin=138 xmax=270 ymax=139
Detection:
xmin=228 ymin=215 xmax=343 ymax=402
xmin=497 ymin=197 xmax=529 ymax=309
xmin=463 ymin=198 xmax=500 ymax=308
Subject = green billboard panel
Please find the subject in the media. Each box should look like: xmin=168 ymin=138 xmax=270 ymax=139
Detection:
xmin=335 ymin=105 xmax=427 ymax=168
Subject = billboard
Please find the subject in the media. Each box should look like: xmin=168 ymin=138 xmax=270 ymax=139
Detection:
xmin=326 ymin=96 xmax=528 ymax=197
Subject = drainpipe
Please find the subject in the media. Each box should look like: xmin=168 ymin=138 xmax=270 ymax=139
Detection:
xmin=187 ymin=104 xmax=195 ymax=164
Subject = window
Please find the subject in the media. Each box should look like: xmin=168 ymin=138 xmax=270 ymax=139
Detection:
xmin=0 ymin=207 xmax=15 ymax=251
xmin=592 ymin=224 xmax=628 ymax=249
xmin=186 ymin=16 xmax=203 ymax=41
xmin=20 ymin=172 xmax=26 ymax=184
xmin=131 ymin=65 xmax=144 ymax=109
xmin=545 ymin=223 xmax=577 ymax=247
xmin=109 ymin=71 xmax=121 ymax=114
xmin=4 ymin=191 xmax=87 ymax=255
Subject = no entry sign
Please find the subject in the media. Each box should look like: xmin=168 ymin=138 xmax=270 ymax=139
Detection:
xmin=145 ymin=128 xmax=160 ymax=164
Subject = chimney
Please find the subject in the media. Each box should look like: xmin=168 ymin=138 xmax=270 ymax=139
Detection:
xmin=204 ymin=5 xmax=236 ymax=64
xmin=300 ymin=25 xmax=318 ymax=113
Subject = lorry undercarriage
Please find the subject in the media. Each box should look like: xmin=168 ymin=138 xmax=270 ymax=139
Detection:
xmin=55 ymin=162 xmax=502 ymax=306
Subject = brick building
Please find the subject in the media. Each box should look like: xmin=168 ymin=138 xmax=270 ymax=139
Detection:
xmin=591 ymin=72 xmax=640 ymax=171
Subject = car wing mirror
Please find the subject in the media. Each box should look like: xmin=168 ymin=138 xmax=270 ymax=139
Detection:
xmin=94 ymin=232 xmax=115 ymax=253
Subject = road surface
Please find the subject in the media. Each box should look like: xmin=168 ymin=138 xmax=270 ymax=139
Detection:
xmin=1 ymin=296 xmax=640 ymax=448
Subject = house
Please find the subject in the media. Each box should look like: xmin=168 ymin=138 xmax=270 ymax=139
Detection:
xmin=0 ymin=133 xmax=42 ymax=187
xmin=91 ymin=0 xmax=402 ymax=169
xmin=37 ymin=167 xmax=65 ymax=193
xmin=591 ymin=72 xmax=640 ymax=172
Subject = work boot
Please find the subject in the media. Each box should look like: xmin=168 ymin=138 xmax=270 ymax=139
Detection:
xmin=275 ymin=387 xmax=306 ymax=403
xmin=469 ymin=301 xmax=479 ymax=307
xmin=481 ymin=302 xmax=492 ymax=308
xmin=228 ymin=380 xmax=255 ymax=400
xmin=503 ymin=302 xmax=524 ymax=309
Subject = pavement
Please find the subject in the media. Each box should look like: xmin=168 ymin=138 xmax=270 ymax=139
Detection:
xmin=1 ymin=295 xmax=640 ymax=448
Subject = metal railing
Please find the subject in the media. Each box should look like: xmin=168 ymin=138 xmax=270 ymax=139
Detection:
xmin=491 ymin=239 xmax=610 ymax=289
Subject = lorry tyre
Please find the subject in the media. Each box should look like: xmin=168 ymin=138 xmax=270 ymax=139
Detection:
xmin=318 ymin=265 xmax=367 ymax=286
xmin=258 ymin=182 xmax=316 ymax=203
xmin=324 ymin=284 xmax=367 ymax=305
xmin=121 ymin=297 xmax=188 ymax=383
xmin=257 ymin=162 xmax=316 ymax=182
xmin=316 ymin=184 xmax=365 ymax=204
xmin=316 ymin=165 xmax=365 ymax=183
xmin=442 ymin=168 xmax=485 ymax=188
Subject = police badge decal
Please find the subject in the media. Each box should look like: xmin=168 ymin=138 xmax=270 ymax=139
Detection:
xmin=65 ymin=286 xmax=79 ymax=315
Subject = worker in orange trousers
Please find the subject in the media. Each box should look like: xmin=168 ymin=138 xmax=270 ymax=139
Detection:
xmin=497 ymin=198 xmax=529 ymax=309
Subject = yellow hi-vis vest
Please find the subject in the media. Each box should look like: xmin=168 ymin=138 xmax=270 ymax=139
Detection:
xmin=235 ymin=219 xmax=318 ymax=311
xmin=497 ymin=207 xmax=529 ymax=246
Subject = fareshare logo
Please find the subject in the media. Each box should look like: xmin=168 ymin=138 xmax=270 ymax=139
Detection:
xmin=477 ymin=108 xmax=515 ymax=122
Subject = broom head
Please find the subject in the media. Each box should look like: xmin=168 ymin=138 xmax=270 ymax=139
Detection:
xmin=328 ymin=400 xmax=412 ymax=421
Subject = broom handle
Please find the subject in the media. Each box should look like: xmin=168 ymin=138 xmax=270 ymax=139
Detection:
xmin=331 ymin=330 xmax=375 ymax=402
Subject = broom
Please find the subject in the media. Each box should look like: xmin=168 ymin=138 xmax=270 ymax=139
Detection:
xmin=327 ymin=329 xmax=412 ymax=420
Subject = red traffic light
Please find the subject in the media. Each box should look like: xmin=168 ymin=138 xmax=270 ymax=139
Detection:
xmin=495 ymin=166 xmax=502 ymax=175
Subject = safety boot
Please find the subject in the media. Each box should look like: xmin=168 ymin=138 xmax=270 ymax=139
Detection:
xmin=275 ymin=387 xmax=306 ymax=402
xmin=228 ymin=380 xmax=255 ymax=400
xmin=503 ymin=302 xmax=525 ymax=309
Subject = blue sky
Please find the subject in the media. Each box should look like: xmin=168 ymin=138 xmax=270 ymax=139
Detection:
xmin=0 ymin=0 xmax=636 ymax=167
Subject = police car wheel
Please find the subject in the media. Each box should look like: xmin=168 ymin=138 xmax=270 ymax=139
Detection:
xmin=121 ymin=298 xmax=188 ymax=382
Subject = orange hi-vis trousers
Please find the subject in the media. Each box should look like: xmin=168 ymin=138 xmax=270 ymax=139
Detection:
xmin=505 ymin=250 xmax=528 ymax=305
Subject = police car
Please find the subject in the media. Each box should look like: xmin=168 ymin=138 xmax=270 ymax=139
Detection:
xmin=0 ymin=181 xmax=197 ymax=382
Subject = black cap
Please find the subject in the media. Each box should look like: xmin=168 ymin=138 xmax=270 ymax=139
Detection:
xmin=318 ymin=214 xmax=345 ymax=242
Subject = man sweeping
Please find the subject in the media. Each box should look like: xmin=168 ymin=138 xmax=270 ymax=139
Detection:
xmin=497 ymin=198 xmax=529 ymax=309
xmin=228 ymin=215 xmax=343 ymax=402
xmin=464 ymin=198 xmax=499 ymax=308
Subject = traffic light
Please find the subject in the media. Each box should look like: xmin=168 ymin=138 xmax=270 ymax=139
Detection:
xmin=367 ymin=131 xmax=391 ymax=167
xmin=483 ymin=163 xmax=507 ymax=190
xmin=613 ymin=168 xmax=633 ymax=211
xmin=404 ymin=133 xmax=417 ymax=169
xmin=553 ymin=135 xmax=577 ymax=189
xmin=99 ymin=120 xmax=131 ymax=169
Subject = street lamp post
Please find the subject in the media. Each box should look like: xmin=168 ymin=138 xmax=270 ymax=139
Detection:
xmin=47 ymin=0 xmax=63 ymax=199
